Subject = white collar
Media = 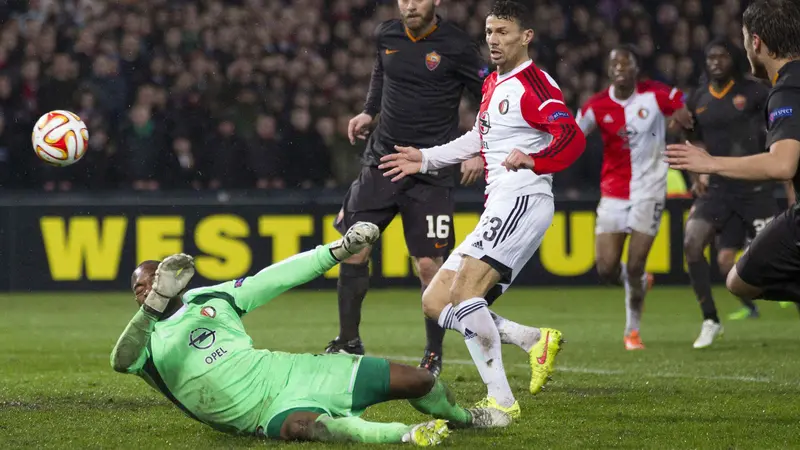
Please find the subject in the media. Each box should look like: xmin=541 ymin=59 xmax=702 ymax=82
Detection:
xmin=497 ymin=60 xmax=533 ymax=82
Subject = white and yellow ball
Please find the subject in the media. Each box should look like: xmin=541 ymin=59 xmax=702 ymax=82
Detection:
xmin=32 ymin=110 xmax=89 ymax=167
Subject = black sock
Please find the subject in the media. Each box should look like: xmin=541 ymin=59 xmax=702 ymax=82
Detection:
xmin=688 ymin=261 xmax=719 ymax=322
xmin=421 ymin=283 xmax=446 ymax=355
xmin=738 ymin=296 xmax=758 ymax=312
xmin=337 ymin=262 xmax=370 ymax=341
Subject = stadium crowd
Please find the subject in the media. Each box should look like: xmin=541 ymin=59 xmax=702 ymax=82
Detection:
xmin=0 ymin=0 xmax=749 ymax=194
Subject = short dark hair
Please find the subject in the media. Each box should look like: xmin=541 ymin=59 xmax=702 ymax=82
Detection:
xmin=743 ymin=0 xmax=800 ymax=59
xmin=131 ymin=260 xmax=160 ymax=287
xmin=487 ymin=0 xmax=533 ymax=31
xmin=610 ymin=44 xmax=641 ymax=66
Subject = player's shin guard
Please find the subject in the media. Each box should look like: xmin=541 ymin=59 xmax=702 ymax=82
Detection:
xmin=490 ymin=311 xmax=541 ymax=352
xmin=408 ymin=379 xmax=471 ymax=426
xmin=314 ymin=415 xmax=411 ymax=443
xmin=454 ymin=298 xmax=515 ymax=408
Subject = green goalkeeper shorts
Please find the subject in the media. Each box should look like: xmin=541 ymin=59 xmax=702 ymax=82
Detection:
xmin=257 ymin=354 xmax=391 ymax=439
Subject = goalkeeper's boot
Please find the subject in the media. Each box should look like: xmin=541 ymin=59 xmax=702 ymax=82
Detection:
xmin=727 ymin=306 xmax=759 ymax=321
xmin=474 ymin=396 xmax=520 ymax=421
xmin=528 ymin=328 xmax=564 ymax=394
xmin=624 ymin=330 xmax=645 ymax=350
xmin=462 ymin=407 xmax=513 ymax=429
xmin=402 ymin=420 xmax=450 ymax=446
xmin=419 ymin=350 xmax=442 ymax=378
xmin=324 ymin=337 xmax=365 ymax=355
xmin=692 ymin=319 xmax=724 ymax=349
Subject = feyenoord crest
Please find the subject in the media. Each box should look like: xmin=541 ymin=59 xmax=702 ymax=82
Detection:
xmin=201 ymin=306 xmax=217 ymax=319
xmin=425 ymin=51 xmax=441 ymax=71
xmin=478 ymin=111 xmax=491 ymax=135
xmin=637 ymin=108 xmax=649 ymax=119
xmin=498 ymin=99 xmax=509 ymax=115
xmin=733 ymin=94 xmax=747 ymax=111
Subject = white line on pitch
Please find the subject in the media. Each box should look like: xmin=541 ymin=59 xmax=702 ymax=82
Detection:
xmin=377 ymin=355 xmax=784 ymax=385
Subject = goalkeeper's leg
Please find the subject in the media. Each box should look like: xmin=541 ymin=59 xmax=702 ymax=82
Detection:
xmin=281 ymin=411 xmax=449 ymax=445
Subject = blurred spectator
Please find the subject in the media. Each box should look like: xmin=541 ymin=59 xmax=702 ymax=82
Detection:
xmin=206 ymin=116 xmax=248 ymax=190
xmin=119 ymin=105 xmax=165 ymax=190
xmin=247 ymin=114 xmax=286 ymax=190
xmin=2 ymin=0 xmax=741 ymax=194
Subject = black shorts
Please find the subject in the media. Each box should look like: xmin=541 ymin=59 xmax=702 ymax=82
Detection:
xmin=334 ymin=166 xmax=455 ymax=258
xmin=735 ymin=206 xmax=800 ymax=288
xmin=689 ymin=193 xmax=779 ymax=250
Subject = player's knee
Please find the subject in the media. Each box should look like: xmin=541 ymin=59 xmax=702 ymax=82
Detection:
xmin=343 ymin=246 xmax=372 ymax=264
xmin=415 ymin=257 xmax=442 ymax=286
xmin=282 ymin=416 xmax=321 ymax=441
xmin=726 ymin=268 xmax=756 ymax=299
xmin=421 ymin=284 xmax=447 ymax=320
xmin=683 ymin=234 xmax=706 ymax=262
xmin=596 ymin=260 xmax=620 ymax=284
xmin=409 ymin=366 xmax=436 ymax=395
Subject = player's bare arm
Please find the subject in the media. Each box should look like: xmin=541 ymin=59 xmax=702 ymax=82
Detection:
xmin=379 ymin=129 xmax=481 ymax=182
xmin=666 ymin=139 xmax=800 ymax=180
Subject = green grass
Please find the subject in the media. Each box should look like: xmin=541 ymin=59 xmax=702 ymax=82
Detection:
xmin=1 ymin=287 xmax=799 ymax=449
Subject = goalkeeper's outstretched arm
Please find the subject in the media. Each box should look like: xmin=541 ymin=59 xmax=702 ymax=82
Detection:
xmin=222 ymin=223 xmax=380 ymax=314
xmin=110 ymin=306 xmax=158 ymax=374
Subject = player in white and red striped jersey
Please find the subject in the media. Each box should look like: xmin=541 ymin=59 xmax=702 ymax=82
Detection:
xmin=379 ymin=0 xmax=585 ymax=422
xmin=576 ymin=45 xmax=693 ymax=350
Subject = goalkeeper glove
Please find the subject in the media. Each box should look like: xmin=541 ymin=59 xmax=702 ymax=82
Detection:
xmin=329 ymin=222 xmax=380 ymax=261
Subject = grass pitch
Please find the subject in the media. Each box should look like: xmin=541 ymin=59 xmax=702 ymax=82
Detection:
xmin=1 ymin=287 xmax=798 ymax=449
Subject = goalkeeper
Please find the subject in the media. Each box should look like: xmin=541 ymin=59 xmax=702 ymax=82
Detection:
xmin=111 ymin=222 xmax=508 ymax=446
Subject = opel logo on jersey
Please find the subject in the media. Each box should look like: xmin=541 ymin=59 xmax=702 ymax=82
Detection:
xmin=478 ymin=111 xmax=491 ymax=135
xmin=425 ymin=51 xmax=441 ymax=71
xmin=637 ymin=108 xmax=649 ymax=119
xmin=189 ymin=328 xmax=216 ymax=349
xmin=498 ymin=99 xmax=509 ymax=115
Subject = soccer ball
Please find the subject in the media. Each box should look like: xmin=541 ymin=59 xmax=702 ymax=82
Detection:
xmin=32 ymin=110 xmax=89 ymax=167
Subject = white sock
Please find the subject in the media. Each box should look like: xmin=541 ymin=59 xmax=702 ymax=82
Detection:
xmin=454 ymin=298 xmax=515 ymax=408
xmin=623 ymin=276 xmax=647 ymax=335
xmin=437 ymin=303 xmax=463 ymax=333
xmin=490 ymin=310 xmax=541 ymax=353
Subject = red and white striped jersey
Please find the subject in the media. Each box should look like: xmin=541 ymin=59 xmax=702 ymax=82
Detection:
xmin=577 ymin=80 xmax=684 ymax=201
xmin=420 ymin=60 xmax=585 ymax=203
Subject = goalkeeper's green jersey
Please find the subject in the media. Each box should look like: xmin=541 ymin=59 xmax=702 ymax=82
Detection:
xmin=111 ymin=245 xmax=361 ymax=435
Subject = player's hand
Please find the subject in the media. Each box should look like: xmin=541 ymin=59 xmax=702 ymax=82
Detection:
xmin=348 ymin=113 xmax=373 ymax=144
xmin=691 ymin=173 xmax=709 ymax=197
xmin=670 ymin=107 xmax=694 ymax=130
xmin=501 ymin=149 xmax=535 ymax=172
xmin=153 ymin=254 xmax=195 ymax=299
xmin=378 ymin=146 xmax=423 ymax=182
xmin=665 ymin=141 xmax=718 ymax=174
xmin=460 ymin=156 xmax=483 ymax=186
